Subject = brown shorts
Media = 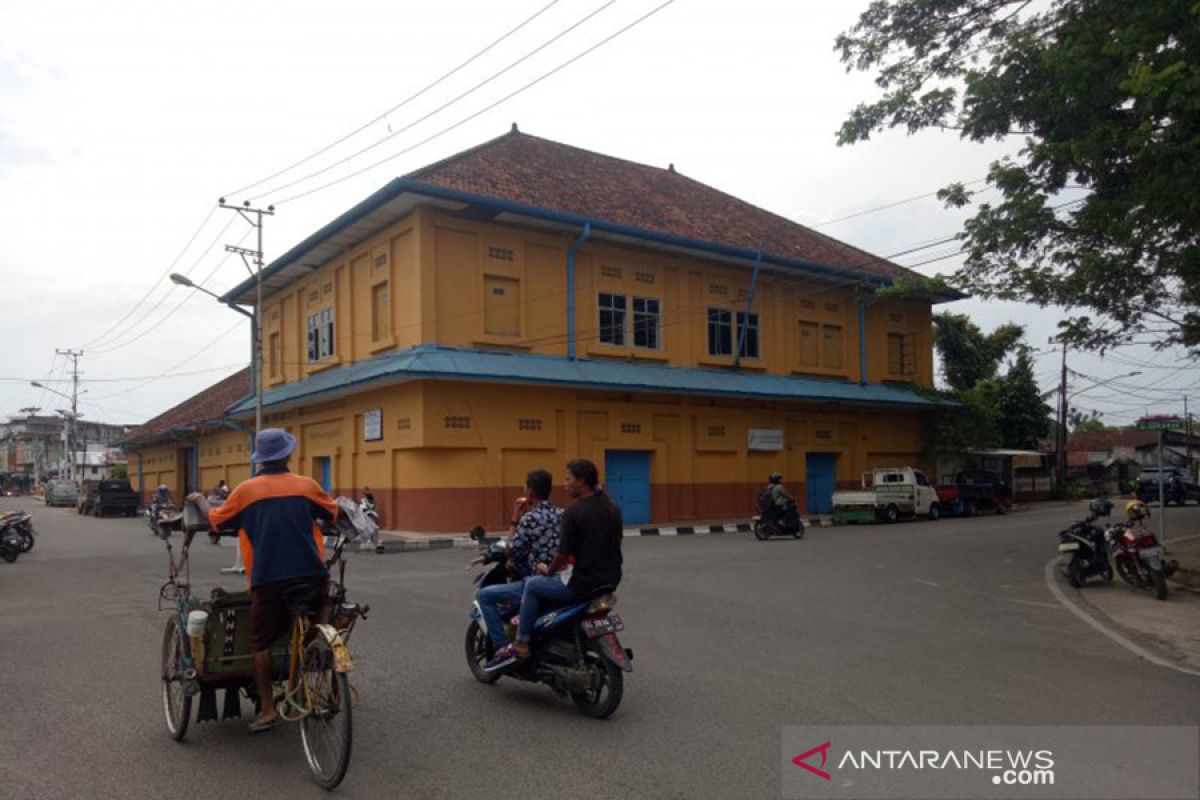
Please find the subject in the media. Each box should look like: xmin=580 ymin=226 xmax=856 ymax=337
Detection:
xmin=249 ymin=576 xmax=329 ymax=651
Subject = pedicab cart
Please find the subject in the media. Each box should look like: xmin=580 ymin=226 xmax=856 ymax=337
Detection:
xmin=159 ymin=496 xmax=369 ymax=790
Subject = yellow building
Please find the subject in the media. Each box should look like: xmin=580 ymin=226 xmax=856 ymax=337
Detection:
xmin=125 ymin=128 xmax=952 ymax=531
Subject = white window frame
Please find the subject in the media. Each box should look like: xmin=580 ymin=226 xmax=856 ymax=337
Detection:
xmin=632 ymin=296 xmax=661 ymax=350
xmin=598 ymin=292 xmax=627 ymax=346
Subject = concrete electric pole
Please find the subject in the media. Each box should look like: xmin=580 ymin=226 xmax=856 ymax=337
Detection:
xmin=56 ymin=349 xmax=83 ymax=481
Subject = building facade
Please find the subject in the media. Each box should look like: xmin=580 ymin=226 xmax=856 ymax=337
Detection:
xmin=125 ymin=130 xmax=950 ymax=530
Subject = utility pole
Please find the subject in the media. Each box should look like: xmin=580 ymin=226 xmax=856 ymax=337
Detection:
xmin=218 ymin=199 xmax=273 ymax=438
xmin=1057 ymin=342 xmax=1068 ymax=494
xmin=218 ymin=199 xmax=273 ymax=578
xmin=1186 ymin=396 xmax=1193 ymax=481
xmin=56 ymin=349 xmax=83 ymax=481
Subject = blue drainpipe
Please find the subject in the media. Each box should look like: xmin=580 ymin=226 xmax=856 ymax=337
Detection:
xmin=733 ymin=244 xmax=763 ymax=370
xmin=567 ymin=223 xmax=592 ymax=361
xmin=858 ymin=295 xmax=868 ymax=386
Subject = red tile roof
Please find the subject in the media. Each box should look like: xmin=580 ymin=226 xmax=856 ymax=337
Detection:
xmin=119 ymin=368 xmax=251 ymax=446
xmin=407 ymin=128 xmax=915 ymax=281
xmin=1066 ymin=429 xmax=1159 ymax=452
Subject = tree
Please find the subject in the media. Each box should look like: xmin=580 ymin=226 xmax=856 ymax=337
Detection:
xmin=837 ymin=0 xmax=1200 ymax=351
xmin=933 ymin=312 xmax=1024 ymax=391
xmin=993 ymin=348 xmax=1053 ymax=448
xmin=1068 ymin=409 xmax=1107 ymax=432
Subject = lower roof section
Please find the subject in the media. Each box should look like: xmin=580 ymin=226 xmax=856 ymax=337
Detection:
xmin=228 ymin=345 xmax=946 ymax=416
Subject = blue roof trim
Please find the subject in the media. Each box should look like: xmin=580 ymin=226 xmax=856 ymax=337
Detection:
xmin=227 ymin=345 xmax=947 ymax=415
xmin=220 ymin=178 xmax=902 ymax=304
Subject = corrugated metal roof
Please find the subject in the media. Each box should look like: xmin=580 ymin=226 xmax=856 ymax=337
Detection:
xmin=228 ymin=345 xmax=946 ymax=415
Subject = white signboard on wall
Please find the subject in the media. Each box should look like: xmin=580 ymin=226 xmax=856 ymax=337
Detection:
xmin=363 ymin=409 xmax=382 ymax=442
xmin=748 ymin=428 xmax=784 ymax=451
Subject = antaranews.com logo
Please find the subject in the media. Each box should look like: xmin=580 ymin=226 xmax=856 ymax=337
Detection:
xmin=781 ymin=726 xmax=1198 ymax=800
xmin=792 ymin=740 xmax=1055 ymax=787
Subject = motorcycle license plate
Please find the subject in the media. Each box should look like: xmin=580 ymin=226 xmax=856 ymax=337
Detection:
xmin=581 ymin=614 xmax=624 ymax=639
xmin=1058 ymin=542 xmax=1080 ymax=552
xmin=1139 ymin=546 xmax=1163 ymax=559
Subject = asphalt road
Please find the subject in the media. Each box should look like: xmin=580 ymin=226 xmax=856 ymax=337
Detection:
xmin=1 ymin=497 xmax=1197 ymax=799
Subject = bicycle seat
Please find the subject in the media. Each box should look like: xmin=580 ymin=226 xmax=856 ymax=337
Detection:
xmin=284 ymin=583 xmax=321 ymax=617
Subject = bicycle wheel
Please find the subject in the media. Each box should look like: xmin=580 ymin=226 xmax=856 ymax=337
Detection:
xmin=161 ymin=616 xmax=191 ymax=741
xmin=300 ymin=637 xmax=353 ymax=789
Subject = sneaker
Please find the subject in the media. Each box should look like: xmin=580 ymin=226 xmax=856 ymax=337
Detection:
xmin=483 ymin=644 xmax=517 ymax=672
xmin=359 ymin=541 xmax=372 ymax=552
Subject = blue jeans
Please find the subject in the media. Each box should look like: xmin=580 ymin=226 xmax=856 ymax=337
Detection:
xmin=477 ymin=581 xmax=526 ymax=648
xmin=517 ymin=575 xmax=577 ymax=643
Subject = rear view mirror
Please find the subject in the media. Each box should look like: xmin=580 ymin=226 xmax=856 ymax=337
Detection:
xmin=468 ymin=525 xmax=486 ymax=542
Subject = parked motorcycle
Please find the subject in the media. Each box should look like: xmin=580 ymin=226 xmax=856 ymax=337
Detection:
xmin=1107 ymin=500 xmax=1178 ymax=601
xmin=753 ymin=498 xmax=805 ymax=540
xmin=464 ymin=530 xmax=631 ymax=719
xmin=0 ymin=510 xmax=35 ymax=553
xmin=1057 ymin=499 xmax=1113 ymax=588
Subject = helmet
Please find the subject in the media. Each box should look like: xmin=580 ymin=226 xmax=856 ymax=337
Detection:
xmin=769 ymin=472 xmax=783 ymax=484
xmin=156 ymin=484 xmax=168 ymax=492
xmin=1088 ymin=498 xmax=1113 ymax=518
xmin=1125 ymin=499 xmax=1149 ymax=521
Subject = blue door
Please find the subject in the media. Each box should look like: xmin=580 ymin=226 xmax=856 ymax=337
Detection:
xmin=806 ymin=453 xmax=838 ymax=514
xmin=604 ymin=450 xmax=651 ymax=525
xmin=316 ymin=457 xmax=332 ymax=492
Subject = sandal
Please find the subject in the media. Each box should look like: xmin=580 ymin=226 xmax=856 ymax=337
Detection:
xmin=247 ymin=717 xmax=280 ymax=735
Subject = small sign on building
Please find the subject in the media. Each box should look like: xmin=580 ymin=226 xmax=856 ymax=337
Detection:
xmin=748 ymin=428 xmax=784 ymax=451
xmin=363 ymin=409 xmax=382 ymax=442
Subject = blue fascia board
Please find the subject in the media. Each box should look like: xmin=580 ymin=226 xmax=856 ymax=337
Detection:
xmin=220 ymin=179 xmax=900 ymax=303
xmin=226 ymin=345 xmax=949 ymax=417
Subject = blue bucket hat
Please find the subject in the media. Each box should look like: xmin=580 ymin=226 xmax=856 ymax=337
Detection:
xmin=250 ymin=428 xmax=297 ymax=464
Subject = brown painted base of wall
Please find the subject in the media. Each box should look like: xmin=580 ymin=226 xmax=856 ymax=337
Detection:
xmin=353 ymin=480 xmax=862 ymax=533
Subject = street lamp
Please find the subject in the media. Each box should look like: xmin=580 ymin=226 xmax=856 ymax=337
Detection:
xmin=169 ymin=273 xmax=260 ymax=436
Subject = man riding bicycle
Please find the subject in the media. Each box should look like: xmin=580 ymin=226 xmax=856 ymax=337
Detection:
xmin=208 ymin=428 xmax=338 ymax=734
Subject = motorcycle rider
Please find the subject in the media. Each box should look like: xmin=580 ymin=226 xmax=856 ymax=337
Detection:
xmin=207 ymin=428 xmax=338 ymax=734
xmin=763 ymin=472 xmax=800 ymax=532
xmin=206 ymin=481 xmax=231 ymax=544
xmin=508 ymin=458 xmax=622 ymax=661
xmin=480 ymin=469 xmax=563 ymax=671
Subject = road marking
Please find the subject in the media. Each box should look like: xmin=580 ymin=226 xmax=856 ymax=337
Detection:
xmin=911 ymin=577 xmax=1062 ymax=609
xmin=1042 ymin=558 xmax=1200 ymax=679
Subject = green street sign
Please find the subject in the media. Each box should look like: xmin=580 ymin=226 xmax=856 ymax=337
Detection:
xmin=1137 ymin=419 xmax=1184 ymax=431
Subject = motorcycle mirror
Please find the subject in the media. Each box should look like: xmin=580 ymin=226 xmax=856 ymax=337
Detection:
xmin=468 ymin=525 xmax=486 ymax=542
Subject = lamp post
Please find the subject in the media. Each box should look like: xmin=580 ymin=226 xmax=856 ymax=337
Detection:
xmin=169 ymin=273 xmax=260 ymax=436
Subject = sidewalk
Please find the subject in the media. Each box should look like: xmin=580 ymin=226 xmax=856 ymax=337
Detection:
xmin=371 ymin=515 xmax=799 ymax=553
xmin=1074 ymin=534 xmax=1200 ymax=672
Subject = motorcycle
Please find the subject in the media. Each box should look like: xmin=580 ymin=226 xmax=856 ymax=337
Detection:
xmin=753 ymin=499 xmax=805 ymax=540
xmin=1057 ymin=499 xmax=1113 ymax=588
xmin=464 ymin=530 xmax=632 ymax=719
xmin=0 ymin=519 xmax=27 ymax=562
xmin=0 ymin=510 xmax=35 ymax=553
xmin=146 ymin=493 xmax=182 ymax=539
xmin=1106 ymin=514 xmax=1178 ymax=602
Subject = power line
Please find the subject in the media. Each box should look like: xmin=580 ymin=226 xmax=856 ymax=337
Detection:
xmin=225 ymin=0 xmax=565 ymax=199
xmin=86 ymin=216 xmax=239 ymax=353
xmin=79 ymin=206 xmax=220 ymax=349
xmin=252 ymin=0 xmax=620 ymax=203
xmin=272 ymin=0 xmax=678 ymax=206
xmin=809 ymin=178 xmax=988 ymax=228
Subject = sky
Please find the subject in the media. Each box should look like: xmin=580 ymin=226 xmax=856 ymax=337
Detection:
xmin=1 ymin=0 xmax=1195 ymax=432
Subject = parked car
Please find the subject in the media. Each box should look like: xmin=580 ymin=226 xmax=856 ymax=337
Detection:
xmin=833 ymin=467 xmax=940 ymax=523
xmin=44 ymin=479 xmax=80 ymax=508
xmin=78 ymin=479 xmax=139 ymax=518
xmin=1135 ymin=467 xmax=1200 ymax=506
xmin=934 ymin=471 xmax=1011 ymax=516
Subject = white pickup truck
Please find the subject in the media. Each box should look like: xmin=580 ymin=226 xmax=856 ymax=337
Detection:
xmin=832 ymin=467 xmax=941 ymax=524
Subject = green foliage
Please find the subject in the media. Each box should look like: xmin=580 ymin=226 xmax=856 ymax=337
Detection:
xmin=994 ymin=347 xmax=1053 ymax=448
xmin=918 ymin=382 xmax=1000 ymax=457
xmin=837 ymin=0 xmax=1200 ymax=351
xmin=933 ymin=312 xmax=1024 ymax=390
xmin=875 ymin=274 xmax=961 ymax=301
xmin=1069 ymin=410 xmax=1107 ymax=432
xmin=108 ymin=464 xmax=128 ymax=480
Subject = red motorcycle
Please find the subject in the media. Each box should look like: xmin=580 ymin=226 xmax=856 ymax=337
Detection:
xmin=1106 ymin=505 xmax=1178 ymax=601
